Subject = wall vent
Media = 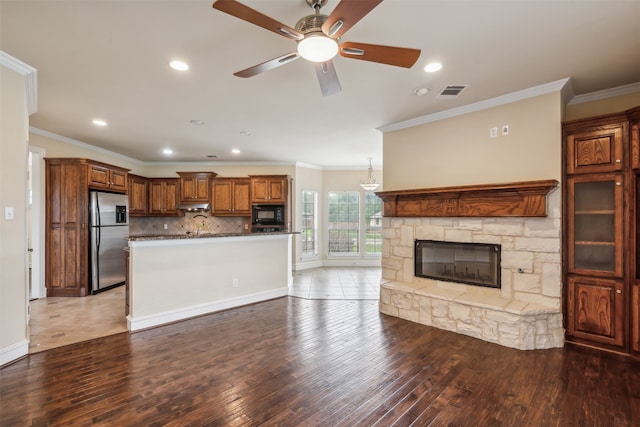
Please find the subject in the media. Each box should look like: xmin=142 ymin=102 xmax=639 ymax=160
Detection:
xmin=437 ymin=84 xmax=468 ymax=99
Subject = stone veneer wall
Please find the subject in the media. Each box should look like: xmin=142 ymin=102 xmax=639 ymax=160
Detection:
xmin=379 ymin=189 xmax=564 ymax=350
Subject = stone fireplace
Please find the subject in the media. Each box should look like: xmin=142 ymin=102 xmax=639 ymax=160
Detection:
xmin=376 ymin=180 xmax=564 ymax=350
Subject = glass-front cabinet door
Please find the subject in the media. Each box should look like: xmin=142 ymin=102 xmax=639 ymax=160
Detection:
xmin=567 ymin=173 xmax=624 ymax=277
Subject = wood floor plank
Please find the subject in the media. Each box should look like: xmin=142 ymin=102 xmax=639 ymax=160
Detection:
xmin=2 ymin=297 xmax=640 ymax=426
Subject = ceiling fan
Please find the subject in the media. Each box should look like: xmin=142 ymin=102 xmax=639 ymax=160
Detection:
xmin=212 ymin=0 xmax=421 ymax=96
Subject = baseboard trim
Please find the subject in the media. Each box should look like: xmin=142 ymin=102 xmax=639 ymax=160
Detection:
xmin=127 ymin=287 xmax=289 ymax=332
xmin=0 ymin=339 xmax=29 ymax=367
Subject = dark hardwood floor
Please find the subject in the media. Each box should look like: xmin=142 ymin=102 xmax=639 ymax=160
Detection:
xmin=2 ymin=297 xmax=639 ymax=426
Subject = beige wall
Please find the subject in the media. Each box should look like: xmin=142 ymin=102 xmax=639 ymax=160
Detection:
xmin=382 ymin=92 xmax=563 ymax=191
xmin=0 ymin=64 xmax=29 ymax=364
xmin=565 ymin=92 xmax=640 ymax=121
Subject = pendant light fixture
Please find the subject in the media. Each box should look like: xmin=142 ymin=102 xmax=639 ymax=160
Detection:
xmin=360 ymin=158 xmax=380 ymax=191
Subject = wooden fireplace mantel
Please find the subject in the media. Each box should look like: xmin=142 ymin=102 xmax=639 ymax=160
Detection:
xmin=375 ymin=179 xmax=558 ymax=218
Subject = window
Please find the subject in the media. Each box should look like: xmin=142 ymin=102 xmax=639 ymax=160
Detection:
xmin=328 ymin=192 xmax=359 ymax=254
xmin=364 ymin=192 xmax=382 ymax=255
xmin=301 ymin=190 xmax=317 ymax=256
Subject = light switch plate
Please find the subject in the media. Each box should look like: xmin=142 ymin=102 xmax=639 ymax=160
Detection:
xmin=5 ymin=206 xmax=14 ymax=220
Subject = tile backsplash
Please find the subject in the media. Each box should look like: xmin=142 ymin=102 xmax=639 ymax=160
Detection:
xmin=130 ymin=213 xmax=250 ymax=236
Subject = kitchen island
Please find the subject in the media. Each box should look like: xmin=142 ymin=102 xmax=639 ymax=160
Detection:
xmin=127 ymin=232 xmax=293 ymax=332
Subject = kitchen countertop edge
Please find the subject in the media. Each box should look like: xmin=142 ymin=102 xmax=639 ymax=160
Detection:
xmin=128 ymin=231 xmax=298 ymax=242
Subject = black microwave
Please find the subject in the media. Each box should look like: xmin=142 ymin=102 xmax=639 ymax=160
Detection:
xmin=252 ymin=204 xmax=285 ymax=225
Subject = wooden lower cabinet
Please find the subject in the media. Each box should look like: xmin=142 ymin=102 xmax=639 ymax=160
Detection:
xmin=567 ymin=275 xmax=625 ymax=349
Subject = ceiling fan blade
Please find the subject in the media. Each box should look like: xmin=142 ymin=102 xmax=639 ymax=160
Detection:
xmin=213 ymin=0 xmax=304 ymax=41
xmin=339 ymin=42 xmax=421 ymax=68
xmin=321 ymin=0 xmax=383 ymax=38
xmin=233 ymin=52 xmax=300 ymax=78
xmin=314 ymin=61 xmax=342 ymax=96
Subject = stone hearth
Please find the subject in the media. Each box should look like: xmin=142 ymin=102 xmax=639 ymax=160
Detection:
xmin=377 ymin=181 xmax=564 ymax=350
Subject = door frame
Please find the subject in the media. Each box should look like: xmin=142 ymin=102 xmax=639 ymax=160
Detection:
xmin=28 ymin=146 xmax=45 ymax=299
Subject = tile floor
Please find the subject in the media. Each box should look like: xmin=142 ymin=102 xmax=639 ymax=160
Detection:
xmin=28 ymin=267 xmax=381 ymax=353
xmin=28 ymin=286 xmax=128 ymax=353
xmin=290 ymin=266 xmax=381 ymax=300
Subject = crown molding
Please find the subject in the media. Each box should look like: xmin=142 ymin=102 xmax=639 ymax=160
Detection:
xmin=0 ymin=51 xmax=38 ymax=115
xmin=567 ymin=81 xmax=640 ymax=105
xmin=378 ymin=78 xmax=571 ymax=133
xmin=29 ymin=127 xmax=144 ymax=165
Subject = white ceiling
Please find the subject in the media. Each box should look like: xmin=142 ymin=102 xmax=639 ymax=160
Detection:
xmin=2 ymin=0 xmax=639 ymax=169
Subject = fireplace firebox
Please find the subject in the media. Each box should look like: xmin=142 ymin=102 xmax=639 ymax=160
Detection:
xmin=414 ymin=240 xmax=501 ymax=288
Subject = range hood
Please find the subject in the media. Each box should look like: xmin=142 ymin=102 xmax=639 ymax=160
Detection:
xmin=176 ymin=202 xmax=210 ymax=212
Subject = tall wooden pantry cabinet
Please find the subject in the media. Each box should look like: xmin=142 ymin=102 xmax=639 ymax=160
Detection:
xmin=563 ymin=105 xmax=640 ymax=357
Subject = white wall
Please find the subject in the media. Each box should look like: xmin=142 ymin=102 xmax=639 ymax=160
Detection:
xmin=0 ymin=58 xmax=30 ymax=365
xmin=128 ymin=234 xmax=291 ymax=331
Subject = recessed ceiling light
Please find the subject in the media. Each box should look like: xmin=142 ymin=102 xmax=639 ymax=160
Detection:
xmin=162 ymin=148 xmax=173 ymax=155
xmin=424 ymin=62 xmax=442 ymax=73
xmin=412 ymin=87 xmax=430 ymax=96
xmin=231 ymin=149 xmax=241 ymax=155
xmin=169 ymin=60 xmax=189 ymax=71
xmin=92 ymin=119 xmax=107 ymax=126
xmin=190 ymin=119 xmax=205 ymax=125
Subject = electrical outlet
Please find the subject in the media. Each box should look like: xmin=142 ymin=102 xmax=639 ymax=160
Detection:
xmin=232 ymin=278 xmax=239 ymax=287
xmin=489 ymin=127 xmax=498 ymax=138
xmin=163 ymin=224 xmax=168 ymax=230
xmin=502 ymin=125 xmax=510 ymax=136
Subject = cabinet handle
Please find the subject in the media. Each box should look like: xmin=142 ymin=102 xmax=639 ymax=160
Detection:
xmin=616 ymin=289 xmax=622 ymax=294
xmin=616 ymin=182 xmax=622 ymax=186
xmin=615 ymin=159 xmax=621 ymax=163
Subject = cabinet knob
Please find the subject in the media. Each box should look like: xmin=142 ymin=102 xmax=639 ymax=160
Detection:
xmin=616 ymin=182 xmax=622 ymax=186
xmin=616 ymin=289 xmax=622 ymax=294
xmin=615 ymin=159 xmax=621 ymax=163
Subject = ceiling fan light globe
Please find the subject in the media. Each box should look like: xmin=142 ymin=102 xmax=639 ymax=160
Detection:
xmin=297 ymin=35 xmax=338 ymax=62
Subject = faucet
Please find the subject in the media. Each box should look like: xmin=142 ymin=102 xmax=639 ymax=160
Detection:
xmin=193 ymin=214 xmax=207 ymax=236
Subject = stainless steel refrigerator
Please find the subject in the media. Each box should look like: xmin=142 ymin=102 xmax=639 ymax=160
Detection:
xmin=89 ymin=191 xmax=129 ymax=294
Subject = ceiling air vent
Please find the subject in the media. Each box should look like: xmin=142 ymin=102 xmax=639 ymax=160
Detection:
xmin=437 ymin=84 xmax=468 ymax=99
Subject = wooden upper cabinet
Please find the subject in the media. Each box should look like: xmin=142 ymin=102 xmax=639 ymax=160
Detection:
xmin=87 ymin=161 xmax=129 ymax=193
xmin=567 ymin=276 xmax=625 ymax=348
xmin=566 ymin=173 xmax=624 ymax=278
xmin=128 ymin=174 xmax=148 ymax=216
xmin=212 ymin=178 xmax=250 ymax=216
xmin=148 ymin=178 xmax=180 ymax=216
xmin=177 ymin=172 xmax=216 ymax=203
xmin=250 ymin=175 xmax=287 ymax=203
xmin=564 ymin=115 xmax=626 ymax=175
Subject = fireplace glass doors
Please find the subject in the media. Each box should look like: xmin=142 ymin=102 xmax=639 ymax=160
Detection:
xmin=414 ymin=240 xmax=501 ymax=288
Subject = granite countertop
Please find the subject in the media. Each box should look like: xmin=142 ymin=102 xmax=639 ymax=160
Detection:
xmin=128 ymin=231 xmax=297 ymax=241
